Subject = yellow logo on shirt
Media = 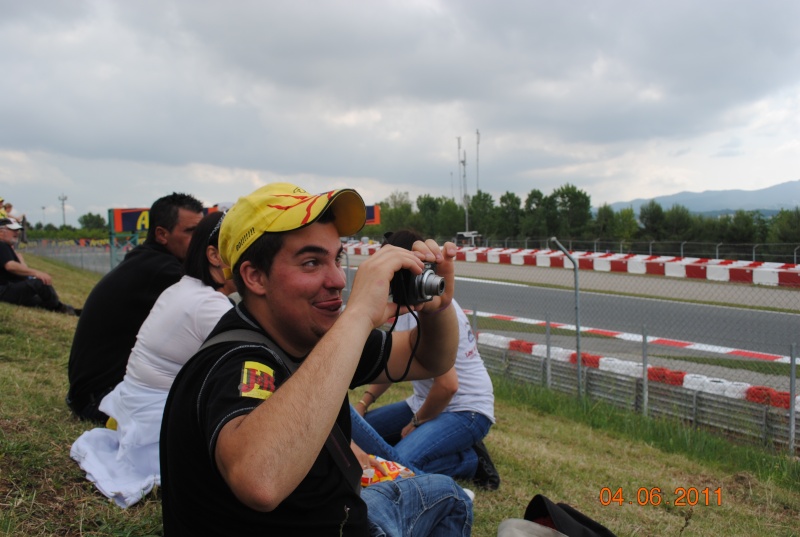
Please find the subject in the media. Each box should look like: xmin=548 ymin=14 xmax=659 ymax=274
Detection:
xmin=239 ymin=361 xmax=276 ymax=400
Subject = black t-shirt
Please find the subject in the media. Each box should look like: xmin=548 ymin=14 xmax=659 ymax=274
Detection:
xmin=0 ymin=242 xmax=23 ymax=285
xmin=67 ymin=242 xmax=183 ymax=408
xmin=160 ymin=304 xmax=392 ymax=536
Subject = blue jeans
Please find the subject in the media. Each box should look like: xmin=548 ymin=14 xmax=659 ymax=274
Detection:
xmin=361 ymin=402 xmax=492 ymax=480
xmin=363 ymin=474 xmax=473 ymax=536
xmin=351 ymin=407 xmax=422 ymax=475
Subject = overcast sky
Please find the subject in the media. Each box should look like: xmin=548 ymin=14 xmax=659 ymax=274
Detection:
xmin=2 ymin=0 xmax=799 ymax=227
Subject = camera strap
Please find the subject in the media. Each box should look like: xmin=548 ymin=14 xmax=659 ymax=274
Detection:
xmin=198 ymin=328 xmax=362 ymax=495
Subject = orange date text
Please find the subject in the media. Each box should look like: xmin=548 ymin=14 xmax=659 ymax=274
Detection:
xmin=599 ymin=487 xmax=722 ymax=506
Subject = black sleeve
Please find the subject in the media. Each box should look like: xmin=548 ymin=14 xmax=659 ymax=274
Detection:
xmin=350 ymin=329 xmax=393 ymax=388
xmin=199 ymin=344 xmax=292 ymax=458
xmin=0 ymin=243 xmax=17 ymax=268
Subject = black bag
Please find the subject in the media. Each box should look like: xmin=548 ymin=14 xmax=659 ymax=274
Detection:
xmin=523 ymin=494 xmax=616 ymax=537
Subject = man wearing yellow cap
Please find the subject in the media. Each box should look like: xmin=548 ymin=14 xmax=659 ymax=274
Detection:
xmin=160 ymin=183 xmax=472 ymax=536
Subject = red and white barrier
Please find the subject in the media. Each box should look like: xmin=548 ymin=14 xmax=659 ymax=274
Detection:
xmin=478 ymin=331 xmax=800 ymax=411
xmin=448 ymin=246 xmax=800 ymax=288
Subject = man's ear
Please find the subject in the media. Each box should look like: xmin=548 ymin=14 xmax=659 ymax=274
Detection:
xmin=239 ymin=261 xmax=268 ymax=297
xmin=154 ymin=226 xmax=169 ymax=246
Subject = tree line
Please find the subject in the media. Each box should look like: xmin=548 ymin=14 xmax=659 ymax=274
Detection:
xmin=23 ymin=187 xmax=800 ymax=249
xmin=363 ymin=184 xmax=800 ymax=247
xmin=26 ymin=213 xmax=109 ymax=240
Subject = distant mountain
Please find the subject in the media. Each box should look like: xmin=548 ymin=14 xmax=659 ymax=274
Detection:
xmin=603 ymin=179 xmax=800 ymax=215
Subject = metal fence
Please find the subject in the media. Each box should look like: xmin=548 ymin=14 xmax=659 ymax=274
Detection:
xmin=478 ymin=342 xmax=797 ymax=455
xmin=20 ymin=239 xmax=133 ymax=274
xmin=456 ymin=238 xmax=800 ymax=265
xmin=26 ymin=239 xmax=799 ymax=454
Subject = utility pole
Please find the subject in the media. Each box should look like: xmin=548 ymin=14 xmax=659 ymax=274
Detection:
xmin=58 ymin=194 xmax=67 ymax=227
xmin=476 ymin=129 xmax=480 ymax=193
xmin=461 ymin=149 xmax=469 ymax=232
xmin=450 ymin=171 xmax=454 ymax=200
xmin=41 ymin=206 xmax=46 ymax=226
xmin=456 ymin=136 xmax=462 ymax=204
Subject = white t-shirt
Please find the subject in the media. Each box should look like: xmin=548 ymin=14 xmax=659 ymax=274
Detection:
xmin=76 ymin=276 xmax=233 ymax=506
xmin=395 ymin=298 xmax=495 ymax=422
xmin=124 ymin=276 xmax=234 ymax=391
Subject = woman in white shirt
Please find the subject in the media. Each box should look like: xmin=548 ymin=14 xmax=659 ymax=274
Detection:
xmin=71 ymin=210 xmax=236 ymax=507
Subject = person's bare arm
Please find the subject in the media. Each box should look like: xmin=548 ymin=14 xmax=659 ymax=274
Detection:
xmin=400 ymin=367 xmax=458 ymax=438
xmin=353 ymin=382 xmax=392 ymax=416
xmin=2 ymin=259 xmax=53 ymax=286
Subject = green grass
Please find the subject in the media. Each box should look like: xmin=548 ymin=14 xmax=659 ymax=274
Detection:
xmin=492 ymin=377 xmax=800 ymax=493
xmin=2 ymin=257 xmax=799 ymax=536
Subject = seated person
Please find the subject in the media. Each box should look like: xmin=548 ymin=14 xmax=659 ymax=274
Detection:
xmin=67 ymin=192 xmax=204 ymax=423
xmin=160 ymin=182 xmax=472 ymax=535
xmin=70 ymin=211 xmax=235 ymax=507
xmin=0 ymin=217 xmax=77 ymax=315
xmin=354 ymin=229 xmax=500 ymax=490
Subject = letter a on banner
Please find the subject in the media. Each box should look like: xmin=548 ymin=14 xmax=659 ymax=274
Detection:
xmin=136 ymin=211 xmax=149 ymax=231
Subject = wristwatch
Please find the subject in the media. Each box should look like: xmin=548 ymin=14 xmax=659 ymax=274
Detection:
xmin=411 ymin=414 xmax=421 ymax=427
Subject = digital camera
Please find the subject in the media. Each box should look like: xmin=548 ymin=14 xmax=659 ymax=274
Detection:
xmin=390 ymin=262 xmax=445 ymax=306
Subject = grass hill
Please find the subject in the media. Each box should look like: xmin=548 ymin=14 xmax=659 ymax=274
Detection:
xmin=1 ymin=255 xmax=799 ymax=536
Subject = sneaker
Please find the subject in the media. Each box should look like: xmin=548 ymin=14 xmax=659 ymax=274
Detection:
xmin=472 ymin=439 xmax=500 ymax=490
xmin=462 ymin=487 xmax=475 ymax=502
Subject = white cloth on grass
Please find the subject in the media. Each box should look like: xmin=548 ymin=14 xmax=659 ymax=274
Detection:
xmin=70 ymin=276 xmax=233 ymax=507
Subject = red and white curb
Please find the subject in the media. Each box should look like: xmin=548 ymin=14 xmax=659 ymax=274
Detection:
xmin=464 ymin=309 xmax=792 ymax=363
xmin=477 ymin=329 xmax=799 ymax=412
xmin=344 ymin=243 xmax=800 ymax=288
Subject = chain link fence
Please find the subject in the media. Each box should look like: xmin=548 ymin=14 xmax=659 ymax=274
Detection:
xmin=464 ymin=238 xmax=800 ymax=265
xmin=25 ymin=239 xmax=799 ymax=454
xmin=20 ymin=239 xmax=134 ymax=274
xmin=346 ymin=240 xmax=799 ymax=455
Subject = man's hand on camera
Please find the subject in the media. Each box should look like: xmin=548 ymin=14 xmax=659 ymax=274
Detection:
xmin=411 ymin=240 xmax=457 ymax=315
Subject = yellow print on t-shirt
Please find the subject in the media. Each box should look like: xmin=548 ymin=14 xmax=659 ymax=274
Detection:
xmin=239 ymin=361 xmax=276 ymax=400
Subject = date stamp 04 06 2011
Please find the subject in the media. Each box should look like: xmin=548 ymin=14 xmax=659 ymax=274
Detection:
xmin=599 ymin=487 xmax=722 ymax=507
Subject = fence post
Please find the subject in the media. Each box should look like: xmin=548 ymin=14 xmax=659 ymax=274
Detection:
xmin=551 ymin=237 xmax=581 ymax=397
xmin=471 ymin=308 xmax=478 ymax=338
xmin=545 ymin=315 xmax=552 ymax=388
xmin=642 ymin=325 xmax=649 ymax=417
xmin=790 ymin=343 xmax=797 ymax=456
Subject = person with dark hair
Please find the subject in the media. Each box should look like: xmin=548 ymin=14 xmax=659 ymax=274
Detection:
xmin=70 ymin=211 xmax=235 ymax=507
xmin=67 ymin=192 xmax=204 ymax=424
xmin=160 ymin=182 xmax=472 ymax=536
xmin=0 ymin=217 xmax=77 ymax=314
xmin=353 ymin=228 xmax=500 ymax=490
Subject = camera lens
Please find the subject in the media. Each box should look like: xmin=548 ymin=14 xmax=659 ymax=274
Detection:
xmin=417 ymin=269 xmax=445 ymax=300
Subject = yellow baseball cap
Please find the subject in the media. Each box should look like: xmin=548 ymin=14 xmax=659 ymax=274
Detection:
xmin=220 ymin=182 xmax=366 ymax=272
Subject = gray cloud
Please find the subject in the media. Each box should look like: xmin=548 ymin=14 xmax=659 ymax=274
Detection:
xmin=1 ymin=0 xmax=799 ymax=225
